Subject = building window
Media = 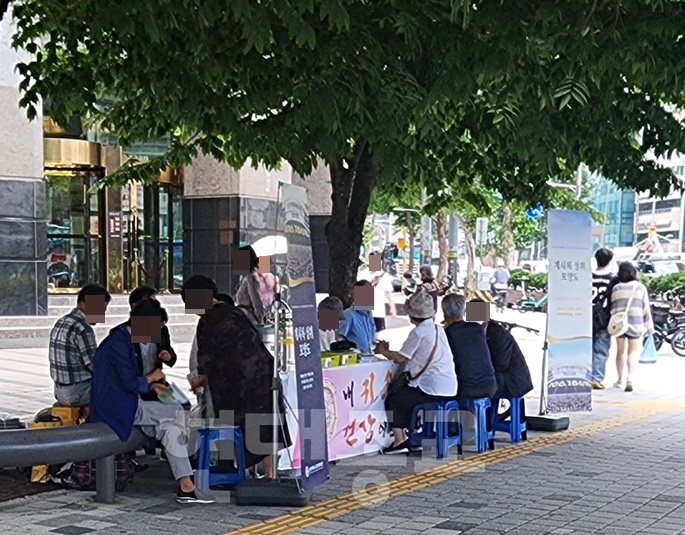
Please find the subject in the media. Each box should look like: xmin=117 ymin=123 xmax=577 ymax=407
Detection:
xmin=638 ymin=202 xmax=653 ymax=214
xmin=655 ymin=198 xmax=681 ymax=211
xmin=673 ymin=166 xmax=685 ymax=177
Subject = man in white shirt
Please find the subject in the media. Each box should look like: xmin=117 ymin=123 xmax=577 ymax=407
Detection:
xmin=371 ymin=271 xmax=396 ymax=334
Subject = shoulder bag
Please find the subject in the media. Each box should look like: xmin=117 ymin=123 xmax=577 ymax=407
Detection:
xmin=607 ymin=283 xmax=639 ymax=337
xmin=387 ymin=326 xmax=440 ymax=395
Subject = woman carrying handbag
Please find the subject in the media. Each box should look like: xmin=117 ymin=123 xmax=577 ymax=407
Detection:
xmin=607 ymin=262 xmax=654 ymax=392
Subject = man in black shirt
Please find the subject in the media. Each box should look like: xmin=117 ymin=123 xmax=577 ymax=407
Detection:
xmin=591 ymin=248 xmax=617 ymax=390
xmin=442 ymin=294 xmax=497 ymax=399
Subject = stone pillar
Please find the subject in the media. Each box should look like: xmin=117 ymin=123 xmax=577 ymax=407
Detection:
xmin=103 ymin=146 xmax=124 ymax=293
xmin=0 ymin=12 xmax=47 ymax=315
xmin=292 ymin=163 xmax=332 ymax=293
xmin=183 ymin=155 xmax=292 ymax=295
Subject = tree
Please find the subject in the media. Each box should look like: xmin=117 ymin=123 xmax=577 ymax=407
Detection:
xmin=435 ymin=211 xmax=449 ymax=278
xmin=11 ymin=1 xmax=685 ymax=305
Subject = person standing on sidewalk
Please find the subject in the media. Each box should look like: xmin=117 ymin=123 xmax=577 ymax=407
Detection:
xmin=371 ymin=270 xmax=396 ymax=336
xmin=610 ymin=262 xmax=654 ymax=393
xmin=591 ymin=248 xmax=617 ymax=390
xmin=48 ymin=284 xmax=111 ymax=407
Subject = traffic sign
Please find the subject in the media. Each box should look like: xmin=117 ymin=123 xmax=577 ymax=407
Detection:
xmin=525 ymin=203 xmax=544 ymax=221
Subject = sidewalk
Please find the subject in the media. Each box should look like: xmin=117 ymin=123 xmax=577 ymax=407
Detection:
xmin=1 ymin=398 xmax=684 ymax=535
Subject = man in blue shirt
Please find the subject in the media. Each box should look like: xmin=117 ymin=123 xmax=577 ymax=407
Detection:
xmin=337 ymin=280 xmax=376 ymax=353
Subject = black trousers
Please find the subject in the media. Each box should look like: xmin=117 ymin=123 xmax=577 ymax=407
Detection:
xmin=385 ymin=385 xmax=453 ymax=430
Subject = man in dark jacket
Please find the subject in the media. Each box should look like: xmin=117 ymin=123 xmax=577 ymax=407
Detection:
xmin=90 ymin=299 xmax=213 ymax=504
xmin=442 ymin=295 xmax=497 ymax=399
xmin=129 ymin=286 xmax=177 ymax=401
xmin=484 ymin=319 xmax=534 ymax=398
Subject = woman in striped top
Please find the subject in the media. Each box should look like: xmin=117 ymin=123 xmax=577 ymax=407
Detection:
xmin=610 ymin=262 xmax=654 ymax=392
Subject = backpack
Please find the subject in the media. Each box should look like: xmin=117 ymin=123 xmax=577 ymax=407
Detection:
xmin=67 ymin=454 xmax=135 ymax=492
xmin=592 ymin=301 xmax=611 ymax=334
xmin=592 ymin=276 xmax=618 ymax=335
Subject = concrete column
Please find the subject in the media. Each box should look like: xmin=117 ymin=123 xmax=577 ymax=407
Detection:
xmin=292 ymin=162 xmax=332 ymax=293
xmin=0 ymin=12 xmax=47 ymax=315
xmin=183 ymin=155 xmax=292 ymax=294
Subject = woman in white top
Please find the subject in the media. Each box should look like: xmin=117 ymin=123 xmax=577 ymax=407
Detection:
xmin=376 ymin=291 xmax=458 ymax=455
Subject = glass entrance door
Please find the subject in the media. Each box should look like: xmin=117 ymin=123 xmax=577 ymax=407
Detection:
xmin=123 ymin=183 xmax=182 ymax=291
xmin=46 ymin=173 xmax=105 ymax=290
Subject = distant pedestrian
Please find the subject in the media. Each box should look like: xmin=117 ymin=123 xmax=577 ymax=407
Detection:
xmin=491 ymin=260 xmax=511 ymax=307
xmin=609 ymin=262 xmax=653 ymax=392
xmin=371 ymin=270 xmax=396 ymax=334
xmin=48 ymin=284 xmax=111 ymax=407
xmin=419 ymin=265 xmax=439 ymax=312
xmin=591 ymin=248 xmax=618 ymax=390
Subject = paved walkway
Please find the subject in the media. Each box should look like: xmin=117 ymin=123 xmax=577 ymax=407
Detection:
xmin=2 ymin=398 xmax=685 ymax=535
xmin=3 ymin=309 xmax=685 ymax=534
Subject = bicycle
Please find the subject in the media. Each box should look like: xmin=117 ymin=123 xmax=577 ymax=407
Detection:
xmin=515 ymin=290 xmax=548 ymax=313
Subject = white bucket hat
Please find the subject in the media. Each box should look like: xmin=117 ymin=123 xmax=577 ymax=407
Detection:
xmin=405 ymin=291 xmax=435 ymax=319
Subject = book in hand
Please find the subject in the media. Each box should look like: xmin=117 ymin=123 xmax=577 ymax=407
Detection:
xmin=157 ymin=383 xmax=190 ymax=405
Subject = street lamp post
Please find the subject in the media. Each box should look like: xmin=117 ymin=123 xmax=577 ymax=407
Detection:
xmin=420 ymin=189 xmax=432 ymax=266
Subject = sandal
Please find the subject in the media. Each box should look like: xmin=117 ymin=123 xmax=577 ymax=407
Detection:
xmin=624 ymin=381 xmax=633 ymax=392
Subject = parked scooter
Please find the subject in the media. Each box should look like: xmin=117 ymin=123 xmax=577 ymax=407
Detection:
xmin=47 ymin=262 xmax=73 ymax=288
xmin=650 ymin=303 xmax=685 ymax=353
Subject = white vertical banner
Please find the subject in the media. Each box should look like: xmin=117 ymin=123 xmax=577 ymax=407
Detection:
xmin=546 ymin=210 xmax=593 ymax=413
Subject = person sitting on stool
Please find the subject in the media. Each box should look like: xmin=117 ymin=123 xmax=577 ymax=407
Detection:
xmin=442 ymin=294 xmax=498 ymax=399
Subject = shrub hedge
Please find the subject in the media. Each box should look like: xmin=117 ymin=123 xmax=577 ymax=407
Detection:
xmin=509 ymin=269 xmax=685 ymax=299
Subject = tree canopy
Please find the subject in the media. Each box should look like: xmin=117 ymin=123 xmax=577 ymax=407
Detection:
xmin=9 ymin=0 xmax=685 ymax=303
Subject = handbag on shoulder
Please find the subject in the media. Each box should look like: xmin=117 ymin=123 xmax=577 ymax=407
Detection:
xmin=387 ymin=326 xmax=440 ymax=395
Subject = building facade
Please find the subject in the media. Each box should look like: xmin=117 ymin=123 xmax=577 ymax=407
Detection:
xmin=2 ymin=10 xmax=332 ymax=315
xmin=633 ymin=158 xmax=685 ymax=253
xmin=589 ymin=175 xmax=636 ymax=250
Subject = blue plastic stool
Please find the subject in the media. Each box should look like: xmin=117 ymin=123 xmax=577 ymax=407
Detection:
xmin=440 ymin=401 xmax=463 ymax=459
xmin=492 ymin=395 xmax=527 ymax=443
xmin=194 ymin=426 xmax=247 ymax=492
xmin=460 ymin=398 xmax=495 ymax=453
xmin=409 ymin=403 xmax=442 ymax=454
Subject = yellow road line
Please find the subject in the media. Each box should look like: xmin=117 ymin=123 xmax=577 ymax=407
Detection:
xmin=226 ymin=401 xmax=683 ymax=535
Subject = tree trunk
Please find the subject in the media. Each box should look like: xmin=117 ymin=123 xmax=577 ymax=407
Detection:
xmin=436 ymin=211 xmax=448 ymax=279
xmin=326 ymin=141 xmax=377 ymax=309
xmin=502 ymin=202 xmax=516 ymax=267
xmin=457 ymin=214 xmax=477 ymax=298
xmin=406 ymin=212 xmax=415 ymax=274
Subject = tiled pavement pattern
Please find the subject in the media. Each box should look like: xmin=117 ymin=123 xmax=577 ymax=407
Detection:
xmin=2 ymin=400 xmax=685 ymax=535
